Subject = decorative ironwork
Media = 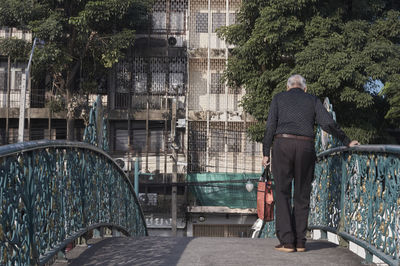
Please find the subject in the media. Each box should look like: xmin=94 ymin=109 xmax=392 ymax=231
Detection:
xmin=310 ymin=145 xmax=400 ymax=265
xmin=314 ymin=97 xmax=342 ymax=153
xmin=83 ymin=95 xmax=109 ymax=152
xmin=0 ymin=140 xmax=147 ymax=265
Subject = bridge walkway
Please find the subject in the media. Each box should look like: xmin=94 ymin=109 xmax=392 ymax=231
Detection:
xmin=54 ymin=236 xmax=369 ymax=266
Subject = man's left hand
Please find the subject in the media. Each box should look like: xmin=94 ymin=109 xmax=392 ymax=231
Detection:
xmin=348 ymin=140 xmax=360 ymax=147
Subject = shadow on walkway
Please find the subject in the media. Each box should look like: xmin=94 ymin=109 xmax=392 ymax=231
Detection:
xmin=66 ymin=237 xmax=367 ymax=266
xmin=305 ymin=240 xmax=338 ymax=251
xmin=69 ymin=236 xmax=192 ymax=266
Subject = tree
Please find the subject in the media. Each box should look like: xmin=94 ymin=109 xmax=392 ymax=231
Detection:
xmin=0 ymin=0 xmax=152 ymax=140
xmin=218 ymin=0 xmax=400 ymax=143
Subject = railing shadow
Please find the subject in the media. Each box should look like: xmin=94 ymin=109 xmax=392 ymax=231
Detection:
xmin=69 ymin=236 xmax=192 ymax=266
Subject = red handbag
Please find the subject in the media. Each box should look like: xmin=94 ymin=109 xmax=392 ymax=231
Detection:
xmin=257 ymin=169 xmax=274 ymax=222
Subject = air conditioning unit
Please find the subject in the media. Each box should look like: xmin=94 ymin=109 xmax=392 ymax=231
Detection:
xmin=168 ymin=35 xmax=184 ymax=47
xmin=176 ymin=119 xmax=186 ymax=128
xmin=114 ymin=158 xmax=130 ymax=171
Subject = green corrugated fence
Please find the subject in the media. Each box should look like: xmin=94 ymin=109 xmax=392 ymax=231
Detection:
xmin=187 ymin=172 xmax=260 ymax=209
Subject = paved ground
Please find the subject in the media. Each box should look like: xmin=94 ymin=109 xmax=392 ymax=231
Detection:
xmin=54 ymin=236 xmax=370 ymax=266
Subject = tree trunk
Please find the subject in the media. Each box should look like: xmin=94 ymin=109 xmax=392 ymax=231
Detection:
xmin=66 ymin=88 xmax=75 ymax=140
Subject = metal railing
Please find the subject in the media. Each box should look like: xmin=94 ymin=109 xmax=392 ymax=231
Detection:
xmin=309 ymin=145 xmax=400 ymax=265
xmin=0 ymin=140 xmax=147 ymax=265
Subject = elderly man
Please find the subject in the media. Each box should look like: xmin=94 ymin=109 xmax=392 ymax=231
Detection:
xmin=262 ymin=74 xmax=359 ymax=252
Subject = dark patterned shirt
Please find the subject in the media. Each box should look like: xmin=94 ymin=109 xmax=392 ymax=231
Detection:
xmin=262 ymin=88 xmax=351 ymax=156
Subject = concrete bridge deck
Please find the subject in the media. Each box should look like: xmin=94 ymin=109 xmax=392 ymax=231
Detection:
xmin=55 ymin=236 xmax=369 ymax=266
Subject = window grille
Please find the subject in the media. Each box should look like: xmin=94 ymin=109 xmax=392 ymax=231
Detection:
xmin=134 ymin=73 xmax=147 ymax=94
xmin=152 ymin=0 xmax=166 ymax=12
xmin=0 ymin=69 xmax=6 ymax=92
xmin=210 ymin=122 xmax=225 ymax=152
xmin=116 ymin=61 xmax=131 ymax=94
xmin=188 ymin=121 xmax=207 ymax=172
xmin=196 ymin=13 xmax=208 ymax=33
xmin=169 ymin=57 xmax=187 ymax=95
xmin=227 ymin=122 xmax=243 ymax=152
xmin=13 ymin=70 xmax=22 ymax=91
xmin=212 ymin=13 xmax=226 ymax=32
xmin=171 ymin=0 xmax=188 ymax=12
xmin=211 ymin=72 xmax=224 ymax=94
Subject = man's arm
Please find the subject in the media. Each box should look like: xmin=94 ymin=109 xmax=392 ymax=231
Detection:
xmin=262 ymin=96 xmax=278 ymax=167
xmin=315 ymin=98 xmax=359 ymax=147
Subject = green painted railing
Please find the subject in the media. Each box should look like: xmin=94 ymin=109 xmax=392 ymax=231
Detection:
xmin=309 ymin=145 xmax=400 ymax=265
xmin=0 ymin=140 xmax=147 ymax=265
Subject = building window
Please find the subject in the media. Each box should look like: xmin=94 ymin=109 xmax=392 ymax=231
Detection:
xmin=211 ymin=73 xmax=224 ymax=94
xmin=171 ymin=0 xmax=187 ymax=12
xmin=196 ymin=13 xmax=208 ymax=33
xmin=12 ymin=70 xmax=23 ymax=91
xmin=169 ymin=73 xmax=184 ymax=94
xmin=210 ymin=128 xmax=225 ymax=152
xmin=228 ymin=86 xmax=241 ymax=95
xmin=134 ymin=73 xmax=147 ymax=94
xmin=0 ymin=69 xmax=6 ymax=92
xmin=150 ymin=57 xmax=167 ymax=94
xmin=152 ymin=12 xmax=167 ymax=31
xmin=149 ymin=130 xmax=163 ymax=153
xmin=116 ymin=62 xmax=131 ymax=94
xmin=115 ymin=129 xmax=129 ymax=152
xmin=30 ymin=128 xmax=44 ymax=140
xmin=229 ymin=13 xmax=236 ymax=25
xmin=227 ymin=130 xmax=241 ymax=152
xmin=245 ymin=137 xmax=262 ymax=154
xmin=170 ymin=12 xmax=185 ymax=31
xmin=212 ymin=13 xmax=226 ymax=32
xmin=132 ymin=129 xmax=146 ymax=153
xmin=169 ymin=58 xmax=186 ymax=94
xmin=151 ymin=73 xmax=166 ymax=94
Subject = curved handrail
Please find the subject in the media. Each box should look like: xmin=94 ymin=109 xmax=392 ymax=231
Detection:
xmin=316 ymin=144 xmax=400 ymax=158
xmin=0 ymin=140 xmax=148 ymax=265
xmin=310 ymin=144 xmax=400 ymax=266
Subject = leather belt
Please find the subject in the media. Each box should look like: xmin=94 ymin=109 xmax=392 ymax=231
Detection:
xmin=275 ymin=134 xmax=313 ymax=141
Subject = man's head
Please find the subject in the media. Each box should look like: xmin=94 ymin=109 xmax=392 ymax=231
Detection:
xmin=287 ymin=74 xmax=307 ymax=91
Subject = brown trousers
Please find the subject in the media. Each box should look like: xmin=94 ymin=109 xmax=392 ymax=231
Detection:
xmin=272 ymin=137 xmax=316 ymax=245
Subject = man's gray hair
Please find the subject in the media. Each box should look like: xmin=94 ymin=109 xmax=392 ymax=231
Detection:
xmin=287 ymin=74 xmax=306 ymax=89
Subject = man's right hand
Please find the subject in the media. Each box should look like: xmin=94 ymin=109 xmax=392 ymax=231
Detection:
xmin=348 ymin=140 xmax=360 ymax=147
xmin=262 ymin=156 xmax=270 ymax=168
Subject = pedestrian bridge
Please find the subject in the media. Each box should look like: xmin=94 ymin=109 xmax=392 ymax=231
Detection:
xmin=0 ymin=140 xmax=399 ymax=265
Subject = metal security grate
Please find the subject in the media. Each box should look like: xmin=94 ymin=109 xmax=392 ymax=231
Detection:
xmin=193 ymin=224 xmax=252 ymax=237
xmin=188 ymin=121 xmax=262 ymax=173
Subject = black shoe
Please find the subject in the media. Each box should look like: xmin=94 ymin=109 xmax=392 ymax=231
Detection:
xmin=296 ymin=243 xmax=306 ymax=252
xmin=275 ymin=243 xmax=295 ymax=252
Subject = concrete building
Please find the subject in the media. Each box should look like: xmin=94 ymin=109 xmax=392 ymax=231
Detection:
xmin=0 ymin=0 xmax=262 ymax=237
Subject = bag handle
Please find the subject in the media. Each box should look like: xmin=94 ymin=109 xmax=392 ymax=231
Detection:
xmin=260 ymin=168 xmax=272 ymax=182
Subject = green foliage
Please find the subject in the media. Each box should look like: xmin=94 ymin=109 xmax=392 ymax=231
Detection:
xmin=218 ymin=0 xmax=400 ymax=143
xmin=45 ymin=95 xmax=66 ymax=113
xmin=0 ymin=0 xmax=152 ymax=109
xmin=0 ymin=38 xmax=31 ymax=59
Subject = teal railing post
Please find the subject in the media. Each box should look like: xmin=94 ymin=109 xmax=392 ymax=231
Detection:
xmin=134 ymin=158 xmax=139 ymax=196
xmin=338 ymin=152 xmax=347 ymax=247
